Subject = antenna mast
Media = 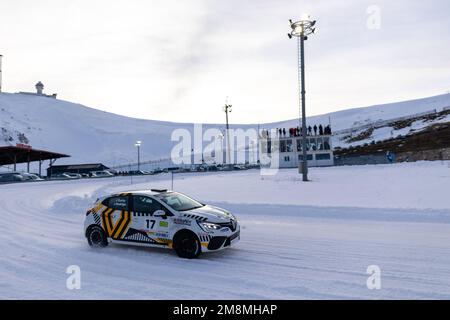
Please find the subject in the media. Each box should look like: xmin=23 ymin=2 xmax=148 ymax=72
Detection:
xmin=224 ymin=97 xmax=232 ymax=165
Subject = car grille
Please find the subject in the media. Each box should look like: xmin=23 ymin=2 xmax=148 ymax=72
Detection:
xmin=207 ymin=237 xmax=227 ymax=250
xmin=218 ymin=219 xmax=237 ymax=231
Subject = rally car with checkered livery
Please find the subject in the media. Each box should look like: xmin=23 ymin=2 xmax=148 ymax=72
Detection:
xmin=84 ymin=189 xmax=240 ymax=258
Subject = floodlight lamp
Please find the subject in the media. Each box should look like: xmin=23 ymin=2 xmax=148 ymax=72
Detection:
xmin=301 ymin=13 xmax=311 ymax=21
xmin=293 ymin=25 xmax=303 ymax=35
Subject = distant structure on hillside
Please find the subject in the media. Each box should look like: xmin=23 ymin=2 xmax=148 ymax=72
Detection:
xmin=35 ymin=81 xmax=44 ymax=94
xmin=47 ymin=163 xmax=110 ymax=177
xmin=17 ymin=81 xmax=57 ymax=99
xmin=259 ymin=125 xmax=334 ymax=168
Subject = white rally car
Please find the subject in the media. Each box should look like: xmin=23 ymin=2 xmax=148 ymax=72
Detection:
xmin=84 ymin=189 xmax=240 ymax=258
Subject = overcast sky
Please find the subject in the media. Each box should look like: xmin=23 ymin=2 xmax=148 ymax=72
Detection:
xmin=1 ymin=0 xmax=449 ymax=124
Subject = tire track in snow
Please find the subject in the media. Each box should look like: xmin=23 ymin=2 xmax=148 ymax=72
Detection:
xmin=1 ymin=176 xmax=450 ymax=299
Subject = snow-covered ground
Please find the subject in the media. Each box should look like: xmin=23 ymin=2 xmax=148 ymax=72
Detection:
xmin=1 ymin=161 xmax=449 ymax=299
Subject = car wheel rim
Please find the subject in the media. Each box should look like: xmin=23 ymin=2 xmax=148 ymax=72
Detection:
xmin=180 ymin=238 xmax=197 ymax=254
xmin=91 ymin=230 xmax=102 ymax=245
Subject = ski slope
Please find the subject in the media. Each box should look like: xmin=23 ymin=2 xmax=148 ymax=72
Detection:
xmin=1 ymin=161 xmax=449 ymax=299
xmin=272 ymin=93 xmax=450 ymax=133
xmin=1 ymin=92 xmax=450 ymax=166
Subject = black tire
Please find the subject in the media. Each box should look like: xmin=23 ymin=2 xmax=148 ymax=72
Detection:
xmin=174 ymin=231 xmax=201 ymax=259
xmin=86 ymin=225 xmax=108 ymax=248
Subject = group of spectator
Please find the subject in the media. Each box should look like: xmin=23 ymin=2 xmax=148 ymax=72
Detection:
xmin=261 ymin=124 xmax=332 ymax=138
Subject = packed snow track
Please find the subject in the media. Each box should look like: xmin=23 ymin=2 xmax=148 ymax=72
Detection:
xmin=1 ymin=164 xmax=450 ymax=299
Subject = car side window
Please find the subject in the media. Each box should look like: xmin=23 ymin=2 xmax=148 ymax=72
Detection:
xmin=133 ymin=195 xmax=164 ymax=214
xmin=104 ymin=196 xmax=129 ymax=211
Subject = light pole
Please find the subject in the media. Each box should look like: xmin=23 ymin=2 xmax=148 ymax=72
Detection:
xmin=135 ymin=140 xmax=141 ymax=171
xmin=216 ymin=132 xmax=224 ymax=164
xmin=224 ymin=103 xmax=232 ymax=166
xmin=256 ymin=123 xmax=260 ymax=164
xmin=288 ymin=15 xmax=316 ymax=181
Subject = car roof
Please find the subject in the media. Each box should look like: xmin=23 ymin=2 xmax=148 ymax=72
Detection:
xmin=109 ymin=189 xmax=173 ymax=197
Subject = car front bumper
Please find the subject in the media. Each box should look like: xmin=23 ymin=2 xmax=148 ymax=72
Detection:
xmin=205 ymin=229 xmax=240 ymax=251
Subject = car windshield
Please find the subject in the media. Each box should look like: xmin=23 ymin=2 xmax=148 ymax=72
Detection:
xmin=156 ymin=192 xmax=204 ymax=211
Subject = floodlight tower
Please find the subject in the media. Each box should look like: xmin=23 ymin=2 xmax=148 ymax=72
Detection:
xmin=288 ymin=15 xmax=316 ymax=181
xmin=0 ymin=54 xmax=3 ymax=93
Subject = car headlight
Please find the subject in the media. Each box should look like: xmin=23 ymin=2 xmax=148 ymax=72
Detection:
xmin=198 ymin=221 xmax=222 ymax=232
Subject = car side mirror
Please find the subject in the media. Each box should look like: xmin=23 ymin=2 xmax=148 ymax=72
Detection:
xmin=153 ymin=210 xmax=166 ymax=217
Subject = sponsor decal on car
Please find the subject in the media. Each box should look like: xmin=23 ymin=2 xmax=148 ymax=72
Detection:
xmin=156 ymin=232 xmax=169 ymax=238
xmin=173 ymin=218 xmax=191 ymax=226
xmin=159 ymin=221 xmax=169 ymax=227
xmin=101 ymin=209 xmax=131 ymax=239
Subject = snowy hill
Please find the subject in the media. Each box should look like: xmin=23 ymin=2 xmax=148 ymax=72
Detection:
xmin=270 ymin=93 xmax=450 ymax=131
xmin=0 ymin=93 xmax=203 ymax=165
xmin=268 ymin=94 xmax=450 ymax=148
xmin=1 ymin=92 xmax=450 ymax=166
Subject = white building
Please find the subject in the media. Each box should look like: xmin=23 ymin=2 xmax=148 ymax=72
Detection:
xmin=259 ymin=130 xmax=334 ymax=168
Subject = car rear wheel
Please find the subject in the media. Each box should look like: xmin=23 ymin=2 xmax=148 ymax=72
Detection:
xmin=174 ymin=231 xmax=201 ymax=259
xmin=86 ymin=225 xmax=108 ymax=248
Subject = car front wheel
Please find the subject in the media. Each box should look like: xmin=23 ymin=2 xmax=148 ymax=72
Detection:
xmin=86 ymin=225 xmax=108 ymax=248
xmin=174 ymin=231 xmax=201 ymax=259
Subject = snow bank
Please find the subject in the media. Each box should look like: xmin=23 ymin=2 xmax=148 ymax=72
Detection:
xmin=50 ymin=195 xmax=96 ymax=215
xmin=109 ymin=161 xmax=450 ymax=211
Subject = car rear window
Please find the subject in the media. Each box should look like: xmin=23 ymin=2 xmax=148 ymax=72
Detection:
xmin=103 ymin=196 xmax=128 ymax=210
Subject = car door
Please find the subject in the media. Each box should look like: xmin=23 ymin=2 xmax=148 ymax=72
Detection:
xmin=101 ymin=195 xmax=131 ymax=240
xmin=131 ymin=195 xmax=171 ymax=244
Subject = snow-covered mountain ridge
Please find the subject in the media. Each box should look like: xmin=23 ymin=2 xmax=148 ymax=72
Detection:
xmin=1 ymin=92 xmax=449 ymax=165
